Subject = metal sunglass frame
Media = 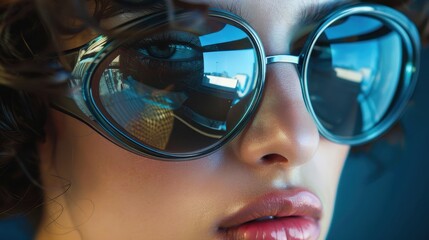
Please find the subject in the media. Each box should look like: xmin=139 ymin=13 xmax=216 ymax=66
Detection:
xmin=53 ymin=3 xmax=421 ymax=160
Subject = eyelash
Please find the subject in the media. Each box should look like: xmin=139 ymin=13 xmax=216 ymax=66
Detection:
xmin=123 ymin=31 xmax=204 ymax=71
xmin=118 ymin=32 xmax=204 ymax=80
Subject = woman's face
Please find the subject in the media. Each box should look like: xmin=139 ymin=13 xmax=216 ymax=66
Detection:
xmin=38 ymin=0 xmax=350 ymax=239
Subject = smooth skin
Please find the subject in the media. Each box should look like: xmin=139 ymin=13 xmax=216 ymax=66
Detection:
xmin=36 ymin=0 xmax=350 ymax=239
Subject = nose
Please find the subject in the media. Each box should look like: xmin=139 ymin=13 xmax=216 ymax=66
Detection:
xmin=228 ymin=62 xmax=320 ymax=167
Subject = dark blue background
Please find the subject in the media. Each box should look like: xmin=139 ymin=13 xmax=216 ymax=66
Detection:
xmin=0 ymin=216 xmax=33 ymax=240
xmin=0 ymin=48 xmax=428 ymax=240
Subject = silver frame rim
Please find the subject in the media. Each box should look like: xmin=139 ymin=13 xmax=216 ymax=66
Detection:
xmin=82 ymin=9 xmax=267 ymax=160
xmin=300 ymin=3 xmax=421 ymax=145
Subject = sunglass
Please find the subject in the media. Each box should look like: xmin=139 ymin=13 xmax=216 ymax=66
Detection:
xmin=53 ymin=3 xmax=421 ymax=160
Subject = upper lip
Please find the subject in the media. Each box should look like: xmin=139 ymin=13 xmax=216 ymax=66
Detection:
xmin=219 ymin=188 xmax=322 ymax=229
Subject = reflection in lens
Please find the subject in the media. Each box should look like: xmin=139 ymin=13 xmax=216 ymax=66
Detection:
xmin=307 ymin=15 xmax=403 ymax=138
xmin=93 ymin=15 xmax=260 ymax=155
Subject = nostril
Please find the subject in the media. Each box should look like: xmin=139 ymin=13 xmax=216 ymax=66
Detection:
xmin=261 ymin=154 xmax=288 ymax=164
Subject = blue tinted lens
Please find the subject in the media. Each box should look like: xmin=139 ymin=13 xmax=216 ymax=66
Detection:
xmin=91 ymin=14 xmax=262 ymax=155
xmin=307 ymin=15 xmax=404 ymax=139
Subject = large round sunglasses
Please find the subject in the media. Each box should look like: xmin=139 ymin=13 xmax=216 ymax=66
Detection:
xmin=53 ymin=3 xmax=421 ymax=160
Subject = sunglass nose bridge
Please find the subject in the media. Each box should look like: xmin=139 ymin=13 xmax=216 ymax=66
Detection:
xmin=266 ymin=55 xmax=300 ymax=65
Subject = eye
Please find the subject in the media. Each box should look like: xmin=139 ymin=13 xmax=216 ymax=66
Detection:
xmin=114 ymin=31 xmax=204 ymax=90
xmin=145 ymin=43 xmax=177 ymax=58
xmin=141 ymin=43 xmax=201 ymax=60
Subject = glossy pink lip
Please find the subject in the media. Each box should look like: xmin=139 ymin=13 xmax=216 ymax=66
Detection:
xmin=218 ymin=189 xmax=322 ymax=240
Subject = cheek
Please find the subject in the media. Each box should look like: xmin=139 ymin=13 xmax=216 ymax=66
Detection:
xmin=296 ymin=139 xmax=349 ymax=237
xmin=293 ymin=138 xmax=348 ymax=189
xmin=303 ymin=139 xmax=349 ymax=204
xmin=52 ymin=113 xmax=226 ymax=238
xmin=311 ymin=140 xmax=349 ymax=185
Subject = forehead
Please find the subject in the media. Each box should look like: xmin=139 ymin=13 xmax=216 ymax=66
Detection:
xmin=62 ymin=0 xmax=351 ymax=50
xmin=101 ymin=0 xmax=352 ymax=29
xmin=179 ymin=0 xmax=349 ymax=19
xmin=180 ymin=0 xmax=342 ymax=7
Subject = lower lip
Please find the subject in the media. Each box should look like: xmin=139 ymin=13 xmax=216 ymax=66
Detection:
xmin=220 ymin=216 xmax=320 ymax=240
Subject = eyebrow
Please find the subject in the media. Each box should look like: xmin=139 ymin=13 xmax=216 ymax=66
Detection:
xmin=299 ymin=1 xmax=354 ymax=25
xmin=96 ymin=0 xmax=355 ymax=40
xmin=112 ymin=0 xmax=352 ymax=25
xmin=202 ymin=0 xmax=354 ymax=27
xmin=102 ymin=1 xmax=167 ymax=17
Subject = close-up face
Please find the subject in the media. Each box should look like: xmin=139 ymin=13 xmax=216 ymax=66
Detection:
xmin=33 ymin=0 xmax=420 ymax=239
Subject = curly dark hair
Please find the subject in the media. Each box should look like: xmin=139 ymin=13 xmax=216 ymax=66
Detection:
xmin=0 ymin=0 xmax=427 ymax=225
xmin=0 ymin=0 xmax=160 ymax=221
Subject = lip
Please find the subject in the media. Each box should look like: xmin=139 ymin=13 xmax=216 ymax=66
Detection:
xmin=218 ymin=188 xmax=322 ymax=240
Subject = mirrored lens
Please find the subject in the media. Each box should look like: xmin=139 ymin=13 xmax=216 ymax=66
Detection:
xmin=307 ymin=15 xmax=404 ymax=138
xmin=91 ymin=15 xmax=260 ymax=154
